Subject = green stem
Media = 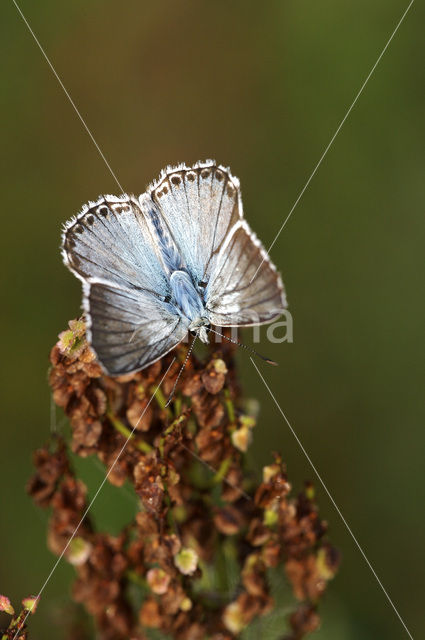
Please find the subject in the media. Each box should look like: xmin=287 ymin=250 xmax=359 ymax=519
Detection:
xmin=223 ymin=389 xmax=236 ymax=424
xmin=151 ymin=386 xmax=174 ymax=420
xmin=174 ymin=395 xmax=182 ymax=417
xmin=106 ymin=410 xmax=153 ymax=454
xmin=213 ymin=457 xmax=232 ymax=484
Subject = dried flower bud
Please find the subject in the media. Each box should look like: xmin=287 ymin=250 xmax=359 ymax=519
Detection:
xmin=180 ymin=597 xmax=192 ymax=612
xmin=242 ymin=555 xmax=267 ymax=597
xmin=139 ymin=598 xmax=161 ymax=628
xmin=214 ymin=506 xmax=244 ymax=536
xmin=21 ymin=595 xmax=39 ymax=614
xmin=289 ymin=603 xmax=320 ymax=636
xmin=213 ymin=358 xmax=227 ymax=374
xmin=201 ymin=359 xmax=227 ymax=394
xmin=126 ymin=400 xmax=153 ymax=431
xmin=246 ymin=518 xmax=271 ymax=546
xmin=146 ymin=568 xmax=171 ymax=595
xmin=136 ymin=511 xmax=159 ymax=535
xmin=262 ymin=462 xmax=280 ymax=483
xmin=66 ymin=536 xmax=93 ymax=566
xmin=262 ymin=539 xmax=281 ymax=568
xmin=263 ymin=507 xmax=279 ymax=527
xmin=316 ymin=544 xmax=340 ymax=580
xmin=223 ymin=593 xmax=263 ymax=635
xmin=231 ymin=424 xmax=252 ymax=452
xmin=174 ymin=547 xmax=198 ymax=575
xmin=222 ymin=600 xmax=246 ymax=635
xmin=57 ymin=319 xmax=86 ymax=357
xmin=0 ymin=595 xmax=14 ymax=615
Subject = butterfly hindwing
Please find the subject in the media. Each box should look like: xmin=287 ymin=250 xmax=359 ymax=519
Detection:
xmin=205 ymin=220 xmax=287 ymax=326
xmin=84 ymin=280 xmax=188 ymax=375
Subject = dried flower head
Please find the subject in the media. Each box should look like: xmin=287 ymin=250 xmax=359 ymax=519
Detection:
xmin=26 ymin=319 xmax=339 ymax=639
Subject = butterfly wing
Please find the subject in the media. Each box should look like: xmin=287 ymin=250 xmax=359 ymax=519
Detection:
xmin=205 ymin=220 xmax=287 ymax=327
xmin=84 ymin=280 xmax=188 ymax=375
xmin=62 ymin=195 xmax=168 ymax=294
xmin=147 ymin=161 xmax=242 ymax=282
xmin=62 ymin=195 xmax=187 ymax=375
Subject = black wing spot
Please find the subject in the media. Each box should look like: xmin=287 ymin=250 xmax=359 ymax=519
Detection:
xmin=98 ymin=205 xmax=109 ymax=217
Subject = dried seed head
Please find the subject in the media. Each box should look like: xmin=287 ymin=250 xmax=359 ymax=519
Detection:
xmin=30 ymin=318 xmax=339 ymax=639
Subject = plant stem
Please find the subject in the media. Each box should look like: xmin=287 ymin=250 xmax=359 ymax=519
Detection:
xmin=106 ymin=410 xmax=153 ymax=454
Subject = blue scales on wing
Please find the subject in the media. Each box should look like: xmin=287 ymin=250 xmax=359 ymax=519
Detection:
xmin=146 ymin=161 xmax=242 ymax=284
xmin=145 ymin=161 xmax=287 ymax=328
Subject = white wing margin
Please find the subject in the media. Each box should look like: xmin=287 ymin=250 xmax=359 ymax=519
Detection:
xmin=205 ymin=220 xmax=287 ymax=327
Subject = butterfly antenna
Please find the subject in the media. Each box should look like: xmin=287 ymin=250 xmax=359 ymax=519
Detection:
xmin=207 ymin=327 xmax=278 ymax=366
xmin=165 ymin=333 xmax=198 ymax=407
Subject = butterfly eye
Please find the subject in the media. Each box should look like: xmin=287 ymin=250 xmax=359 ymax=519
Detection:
xmin=164 ymin=294 xmax=171 ymax=303
xmin=198 ymin=280 xmax=207 ymax=289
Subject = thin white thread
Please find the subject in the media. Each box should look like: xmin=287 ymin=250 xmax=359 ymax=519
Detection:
xmin=250 ymin=0 xmax=415 ymax=283
xmin=13 ymin=359 xmax=175 ymax=640
xmin=251 ymin=358 xmax=414 ymax=640
xmin=12 ymin=0 xmax=125 ymax=195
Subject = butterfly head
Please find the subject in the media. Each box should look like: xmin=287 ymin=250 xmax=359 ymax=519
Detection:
xmin=189 ymin=317 xmax=211 ymax=344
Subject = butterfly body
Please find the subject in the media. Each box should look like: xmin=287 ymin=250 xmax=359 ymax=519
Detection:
xmin=62 ymin=161 xmax=287 ymax=375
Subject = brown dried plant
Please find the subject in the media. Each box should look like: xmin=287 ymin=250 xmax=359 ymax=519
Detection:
xmin=26 ymin=319 xmax=339 ymax=640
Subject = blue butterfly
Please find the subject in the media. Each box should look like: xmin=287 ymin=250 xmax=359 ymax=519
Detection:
xmin=62 ymin=161 xmax=287 ymax=375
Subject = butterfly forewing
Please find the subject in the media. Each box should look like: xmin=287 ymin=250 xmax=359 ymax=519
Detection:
xmin=205 ymin=221 xmax=287 ymax=327
xmin=62 ymin=195 xmax=167 ymax=294
xmin=149 ymin=161 xmax=242 ymax=282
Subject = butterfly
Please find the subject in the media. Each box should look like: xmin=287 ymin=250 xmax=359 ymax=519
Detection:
xmin=62 ymin=160 xmax=287 ymax=376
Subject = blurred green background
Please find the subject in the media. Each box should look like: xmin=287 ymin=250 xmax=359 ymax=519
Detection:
xmin=1 ymin=1 xmax=424 ymax=638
